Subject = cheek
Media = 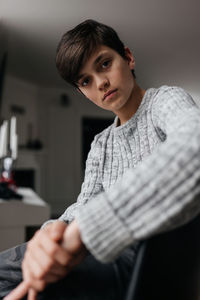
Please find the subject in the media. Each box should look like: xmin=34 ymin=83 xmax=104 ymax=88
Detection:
xmin=112 ymin=61 xmax=132 ymax=83
xmin=82 ymin=90 xmax=98 ymax=104
xmin=114 ymin=67 xmax=134 ymax=93
xmin=80 ymin=87 xmax=94 ymax=100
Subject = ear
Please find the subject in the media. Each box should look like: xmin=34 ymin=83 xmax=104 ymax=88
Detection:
xmin=124 ymin=47 xmax=135 ymax=70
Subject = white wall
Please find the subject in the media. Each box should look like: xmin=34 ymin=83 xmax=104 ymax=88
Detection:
xmin=2 ymin=75 xmax=39 ymax=145
xmin=37 ymin=85 xmax=113 ymax=216
xmin=1 ymin=75 xmax=45 ymax=194
xmin=1 ymin=75 xmax=114 ymax=216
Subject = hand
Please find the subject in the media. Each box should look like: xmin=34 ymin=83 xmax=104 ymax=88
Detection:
xmin=4 ymin=220 xmax=69 ymax=300
xmin=24 ymin=221 xmax=70 ymax=286
xmin=4 ymin=220 xmax=87 ymax=300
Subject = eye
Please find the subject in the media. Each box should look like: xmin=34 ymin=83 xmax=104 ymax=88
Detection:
xmin=80 ymin=77 xmax=90 ymax=87
xmin=101 ymin=59 xmax=111 ymax=69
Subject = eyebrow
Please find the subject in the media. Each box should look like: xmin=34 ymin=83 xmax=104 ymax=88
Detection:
xmin=77 ymin=52 xmax=109 ymax=82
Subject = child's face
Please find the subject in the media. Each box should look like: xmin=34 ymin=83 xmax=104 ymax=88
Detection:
xmin=77 ymin=45 xmax=135 ymax=114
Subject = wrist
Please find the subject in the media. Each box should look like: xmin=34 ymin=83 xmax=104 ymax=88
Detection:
xmin=62 ymin=220 xmax=83 ymax=253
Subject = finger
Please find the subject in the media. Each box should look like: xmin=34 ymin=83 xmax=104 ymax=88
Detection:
xmin=23 ymin=239 xmax=69 ymax=290
xmin=22 ymin=257 xmax=46 ymax=292
xmin=25 ymin=250 xmax=49 ymax=281
xmin=33 ymin=231 xmax=71 ymax=266
xmin=27 ymin=288 xmax=37 ymax=300
xmin=24 ymin=252 xmax=67 ymax=289
xmin=28 ymin=230 xmax=68 ymax=266
xmin=40 ymin=240 xmax=71 ymax=267
xmin=3 ymin=281 xmax=29 ymax=300
xmin=62 ymin=220 xmax=84 ymax=255
xmin=53 ymin=246 xmax=73 ymax=266
xmin=50 ymin=221 xmax=67 ymax=242
xmin=48 ymin=262 xmax=68 ymax=276
xmin=27 ymin=247 xmax=68 ymax=279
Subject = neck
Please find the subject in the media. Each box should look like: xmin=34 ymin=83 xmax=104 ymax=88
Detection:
xmin=116 ymin=82 xmax=146 ymax=126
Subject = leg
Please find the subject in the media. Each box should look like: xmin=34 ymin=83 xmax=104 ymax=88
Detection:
xmin=0 ymin=244 xmax=138 ymax=300
xmin=37 ymin=246 xmax=138 ymax=300
xmin=38 ymin=255 xmax=123 ymax=300
xmin=0 ymin=243 xmax=27 ymax=299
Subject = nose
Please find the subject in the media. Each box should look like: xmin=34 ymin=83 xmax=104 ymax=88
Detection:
xmin=96 ymin=75 xmax=110 ymax=91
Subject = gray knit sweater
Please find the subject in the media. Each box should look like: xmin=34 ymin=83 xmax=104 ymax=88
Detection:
xmin=72 ymin=86 xmax=200 ymax=262
xmin=58 ymin=85 xmax=200 ymax=263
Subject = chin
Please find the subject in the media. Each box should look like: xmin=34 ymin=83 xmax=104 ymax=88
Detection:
xmin=113 ymin=98 xmax=127 ymax=110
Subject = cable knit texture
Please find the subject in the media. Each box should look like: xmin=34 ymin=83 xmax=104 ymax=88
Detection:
xmin=59 ymin=87 xmax=162 ymax=224
xmin=44 ymin=85 xmax=200 ymax=262
xmin=73 ymin=85 xmax=200 ymax=262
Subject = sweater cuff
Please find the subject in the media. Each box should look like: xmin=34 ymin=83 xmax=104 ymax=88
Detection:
xmin=76 ymin=194 xmax=134 ymax=263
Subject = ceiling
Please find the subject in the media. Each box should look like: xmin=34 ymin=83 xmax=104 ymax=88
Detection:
xmin=0 ymin=0 xmax=200 ymax=92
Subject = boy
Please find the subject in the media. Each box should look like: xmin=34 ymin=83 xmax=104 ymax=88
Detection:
xmin=2 ymin=19 xmax=200 ymax=300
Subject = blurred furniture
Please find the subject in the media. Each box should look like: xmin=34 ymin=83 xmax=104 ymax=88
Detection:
xmin=125 ymin=213 xmax=200 ymax=300
xmin=0 ymin=187 xmax=50 ymax=251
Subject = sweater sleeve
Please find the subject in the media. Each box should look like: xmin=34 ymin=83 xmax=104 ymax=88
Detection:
xmin=76 ymin=86 xmax=200 ymax=262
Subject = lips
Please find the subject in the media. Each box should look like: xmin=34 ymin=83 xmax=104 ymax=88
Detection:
xmin=103 ymin=89 xmax=118 ymax=101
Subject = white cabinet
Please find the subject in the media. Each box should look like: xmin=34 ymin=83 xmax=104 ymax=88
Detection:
xmin=0 ymin=188 xmax=50 ymax=251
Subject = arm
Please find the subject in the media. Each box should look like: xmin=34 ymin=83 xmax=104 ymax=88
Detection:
xmin=76 ymin=86 xmax=200 ymax=262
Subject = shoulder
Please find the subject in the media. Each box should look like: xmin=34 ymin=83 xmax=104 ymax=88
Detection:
xmin=149 ymin=85 xmax=199 ymax=131
xmin=151 ymin=85 xmax=197 ymax=114
xmin=153 ymin=85 xmax=195 ymax=104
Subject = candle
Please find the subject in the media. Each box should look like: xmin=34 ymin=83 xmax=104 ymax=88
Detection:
xmin=2 ymin=121 xmax=8 ymax=157
xmin=10 ymin=116 xmax=16 ymax=151
xmin=12 ymin=134 xmax=18 ymax=160
xmin=0 ymin=124 xmax=3 ymax=158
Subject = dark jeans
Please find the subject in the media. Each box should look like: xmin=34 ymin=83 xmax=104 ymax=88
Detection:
xmin=0 ymin=243 xmax=137 ymax=300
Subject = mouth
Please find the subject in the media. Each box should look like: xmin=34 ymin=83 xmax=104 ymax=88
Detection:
xmin=103 ymin=89 xmax=118 ymax=101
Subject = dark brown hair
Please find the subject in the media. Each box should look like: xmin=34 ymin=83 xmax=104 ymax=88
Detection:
xmin=56 ymin=19 xmax=136 ymax=87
